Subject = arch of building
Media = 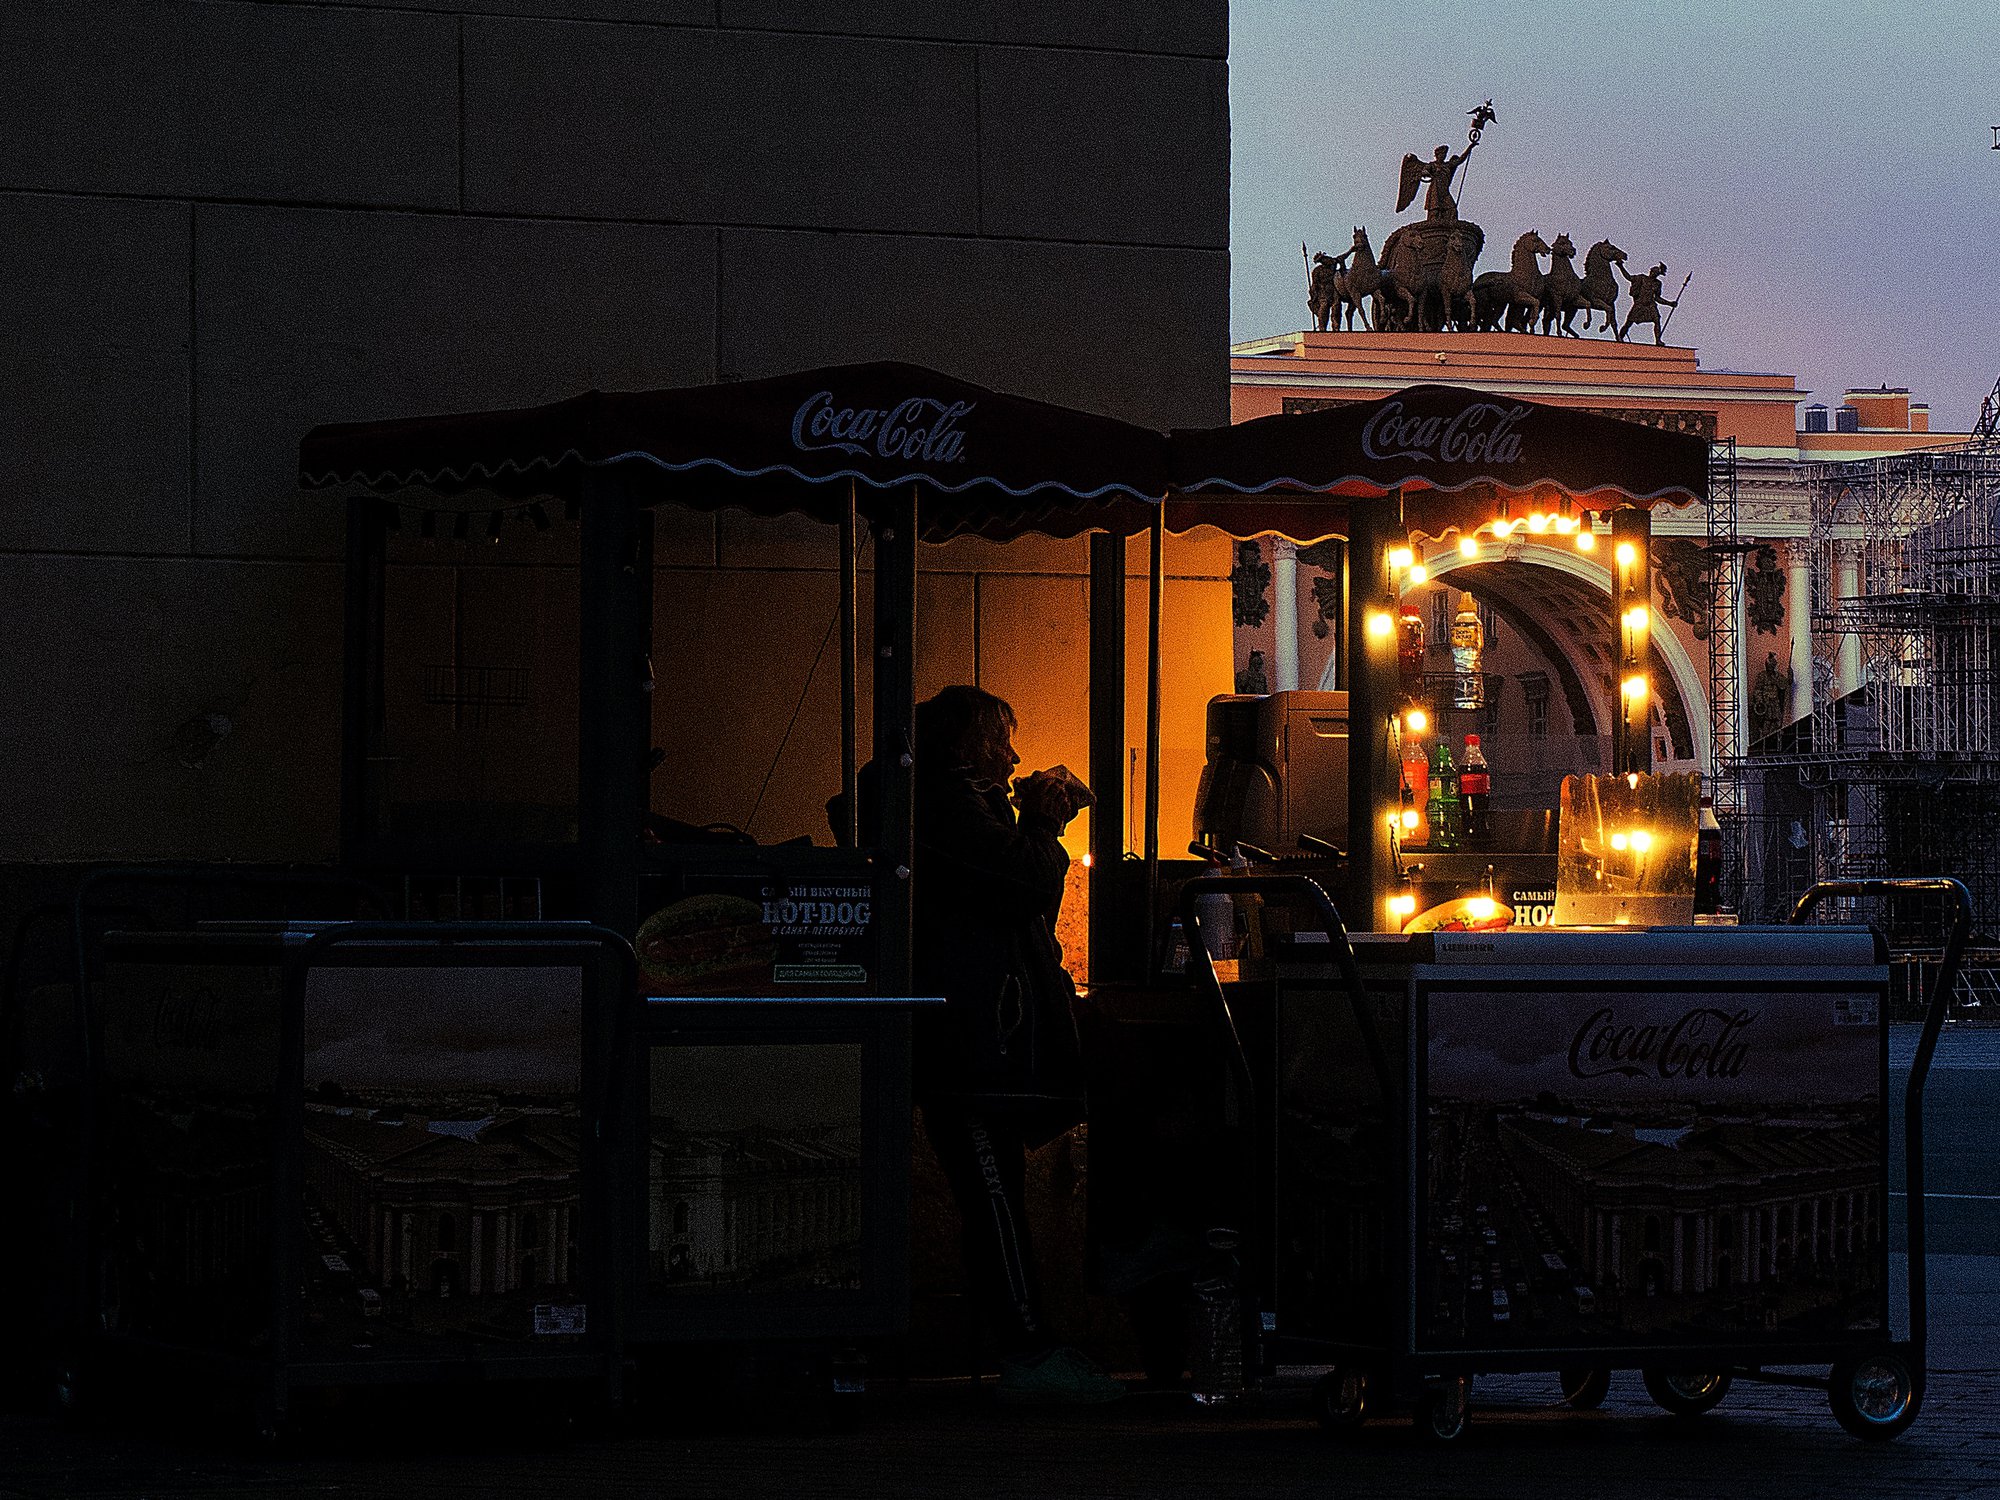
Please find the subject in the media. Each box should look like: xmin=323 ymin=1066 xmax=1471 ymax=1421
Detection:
xmin=1414 ymin=540 xmax=1711 ymax=769
xmin=1304 ymin=540 xmax=1712 ymax=768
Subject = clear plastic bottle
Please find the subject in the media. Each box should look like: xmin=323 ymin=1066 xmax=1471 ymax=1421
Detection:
xmin=1188 ymin=1228 xmax=1244 ymax=1407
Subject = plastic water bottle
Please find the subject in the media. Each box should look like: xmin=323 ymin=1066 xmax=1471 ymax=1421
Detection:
xmin=1188 ymin=1229 xmax=1245 ymax=1406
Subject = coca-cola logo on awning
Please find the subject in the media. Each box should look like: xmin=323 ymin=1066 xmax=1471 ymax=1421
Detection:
xmin=1360 ymin=398 xmax=1530 ymax=467
xmin=791 ymin=391 xmax=973 ymax=465
xmin=1567 ymin=1005 xmax=1754 ymax=1082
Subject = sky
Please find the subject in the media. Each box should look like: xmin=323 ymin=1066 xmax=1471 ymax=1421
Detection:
xmin=1229 ymin=0 xmax=1999 ymax=431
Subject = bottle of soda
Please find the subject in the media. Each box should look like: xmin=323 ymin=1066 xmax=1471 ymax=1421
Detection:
xmin=1459 ymin=734 xmax=1491 ymax=839
xmin=1430 ymin=740 xmax=1462 ymax=851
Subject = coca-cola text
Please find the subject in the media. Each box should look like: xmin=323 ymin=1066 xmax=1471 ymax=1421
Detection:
xmin=791 ymin=391 xmax=972 ymax=465
xmin=1360 ymin=398 xmax=1529 ymax=467
xmin=1567 ymin=1005 xmax=1754 ymax=1082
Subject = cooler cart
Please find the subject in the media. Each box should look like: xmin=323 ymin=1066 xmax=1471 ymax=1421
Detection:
xmin=1178 ymin=872 xmax=1967 ymax=1442
xmin=63 ymin=917 xmax=632 ymax=1441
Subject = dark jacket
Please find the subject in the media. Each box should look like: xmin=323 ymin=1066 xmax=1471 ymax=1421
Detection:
xmin=835 ymin=760 xmax=1086 ymax=1144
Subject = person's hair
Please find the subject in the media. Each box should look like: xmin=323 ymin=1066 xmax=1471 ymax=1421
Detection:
xmin=916 ymin=685 xmax=1015 ymax=768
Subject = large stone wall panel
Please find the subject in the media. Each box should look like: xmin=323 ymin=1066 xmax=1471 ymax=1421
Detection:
xmin=465 ymin=20 xmax=978 ymax=232
xmin=715 ymin=2 xmax=1225 ymax=57
xmin=716 ymin=230 xmax=1229 ymax=428
xmin=0 ymin=1 xmax=457 ymax=205
xmin=1 ymin=558 xmax=340 ymax=862
xmin=978 ymin=48 xmax=1229 ymax=248
xmin=195 ymin=206 xmax=717 ymax=560
xmin=650 ymin=568 xmax=973 ymax=845
xmin=0 ymin=195 xmax=190 ymax=553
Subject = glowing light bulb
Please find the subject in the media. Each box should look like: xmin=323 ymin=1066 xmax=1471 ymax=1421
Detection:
xmin=1402 ymin=808 xmax=1420 ymax=830
xmin=1408 ymin=563 xmax=1429 ymax=585
xmin=1622 ymin=606 xmax=1649 ymax=632
xmin=1630 ymin=829 xmax=1653 ymax=853
xmin=1493 ymin=519 xmax=1515 ymax=538
xmin=1615 ymin=541 xmax=1637 ymax=566
xmin=1576 ymin=530 xmax=1597 ymax=552
xmin=1622 ymin=675 xmax=1648 ymax=702
xmin=1611 ymin=832 xmax=1629 ymax=851
xmin=1081 ymin=852 xmax=1094 ymax=868
xmin=1627 ymin=772 xmax=1641 ymax=789
xmin=1459 ymin=535 xmax=1478 ymax=558
xmin=1528 ymin=512 xmax=1550 ymax=533
xmin=1467 ymin=896 xmax=1497 ymax=920
xmin=1389 ymin=546 xmax=1414 ymax=570
xmin=1555 ymin=515 xmax=1579 ymax=534
xmin=1389 ymin=894 xmax=1417 ymax=918
xmin=1406 ymin=707 xmax=1430 ymax=734
xmin=1366 ymin=611 xmax=1395 ymax=639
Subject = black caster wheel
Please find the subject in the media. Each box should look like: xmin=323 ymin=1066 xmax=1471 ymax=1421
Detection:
xmin=1829 ymin=1348 xmax=1921 ymax=1442
xmin=1559 ymin=1366 xmax=1611 ymax=1410
xmin=1642 ymin=1368 xmax=1731 ymax=1417
xmin=1312 ymin=1367 xmax=1370 ymax=1432
xmin=1415 ymin=1375 xmax=1470 ymax=1443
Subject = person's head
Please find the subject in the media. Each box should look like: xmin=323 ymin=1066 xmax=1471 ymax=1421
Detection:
xmin=1651 ymin=263 xmax=1667 ymax=277
xmin=1434 ymin=145 xmax=1449 ymax=161
xmin=916 ymin=685 xmax=1019 ymax=786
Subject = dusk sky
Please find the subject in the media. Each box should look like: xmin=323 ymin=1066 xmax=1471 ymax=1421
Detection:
xmin=1230 ymin=1 xmax=1999 ymax=431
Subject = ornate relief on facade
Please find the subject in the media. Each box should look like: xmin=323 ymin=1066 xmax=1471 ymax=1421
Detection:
xmin=1746 ymin=546 xmax=1786 ymax=635
xmin=1231 ymin=539 xmax=1272 ymax=628
xmin=1653 ymin=538 xmax=1719 ymax=639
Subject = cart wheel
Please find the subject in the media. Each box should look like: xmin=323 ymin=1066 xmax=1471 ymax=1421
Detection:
xmin=1415 ymin=1375 xmax=1470 ymax=1443
xmin=1559 ymin=1366 xmax=1611 ymax=1410
xmin=1829 ymin=1349 xmax=1921 ymax=1442
xmin=1642 ymin=1368 xmax=1731 ymax=1417
xmin=1312 ymin=1367 xmax=1369 ymax=1432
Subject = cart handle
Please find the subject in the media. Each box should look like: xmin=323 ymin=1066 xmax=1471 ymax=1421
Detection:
xmin=1787 ymin=875 xmax=1971 ymax=1370
xmin=1176 ymin=874 xmax=1392 ymax=1117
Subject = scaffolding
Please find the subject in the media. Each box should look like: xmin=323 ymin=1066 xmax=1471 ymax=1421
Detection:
xmin=1739 ymin=427 xmax=2000 ymax=995
xmin=1704 ymin=438 xmax=1747 ymax=913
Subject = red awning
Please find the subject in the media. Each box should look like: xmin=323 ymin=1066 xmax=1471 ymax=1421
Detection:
xmin=1166 ymin=384 xmax=1709 ymax=540
xmin=299 ymin=361 xmax=1167 ymax=543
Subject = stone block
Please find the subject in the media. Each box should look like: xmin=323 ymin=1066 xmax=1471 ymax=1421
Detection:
xmin=195 ymin=205 xmax=716 ymax=560
xmin=649 ymin=567 xmax=970 ymax=844
xmin=0 ymin=195 xmax=189 ymax=553
xmin=978 ymin=49 xmax=1228 ymax=247
xmin=0 ymin=1 xmax=456 ymax=205
xmin=717 ymin=230 xmax=1229 ymax=428
xmin=465 ymin=20 xmax=978 ymax=232
xmin=715 ymin=2 xmax=1225 ymax=56
xmin=0 ymin=557 xmax=342 ymax=863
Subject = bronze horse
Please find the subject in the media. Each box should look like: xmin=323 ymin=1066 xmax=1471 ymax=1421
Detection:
xmin=1346 ymin=227 xmax=1413 ymax=333
xmin=1471 ymin=230 xmax=1548 ymax=332
xmin=1539 ymin=233 xmax=1585 ymax=336
xmin=1578 ymin=239 xmax=1625 ymax=333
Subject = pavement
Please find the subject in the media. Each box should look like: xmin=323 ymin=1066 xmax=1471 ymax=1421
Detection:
xmin=4 ymin=1024 xmax=1996 ymax=1498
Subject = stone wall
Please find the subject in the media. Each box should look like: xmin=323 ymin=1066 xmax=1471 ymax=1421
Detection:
xmin=2 ymin=1 xmax=1233 ymax=866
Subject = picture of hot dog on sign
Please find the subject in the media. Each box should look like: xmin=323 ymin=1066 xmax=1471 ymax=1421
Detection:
xmin=636 ymin=893 xmax=781 ymax=994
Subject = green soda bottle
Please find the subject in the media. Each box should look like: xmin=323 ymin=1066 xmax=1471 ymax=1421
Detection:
xmin=1430 ymin=740 xmax=1463 ymax=850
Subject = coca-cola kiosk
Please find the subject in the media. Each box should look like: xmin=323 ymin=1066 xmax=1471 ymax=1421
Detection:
xmin=1177 ymin=871 xmax=1966 ymax=1444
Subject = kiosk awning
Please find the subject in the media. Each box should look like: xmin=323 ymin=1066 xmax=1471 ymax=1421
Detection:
xmin=298 ymin=361 xmax=1167 ymax=543
xmin=1166 ymin=383 xmax=1710 ymax=541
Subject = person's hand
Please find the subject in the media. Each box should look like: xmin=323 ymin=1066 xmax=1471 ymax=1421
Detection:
xmin=1015 ymin=771 xmax=1079 ymax=827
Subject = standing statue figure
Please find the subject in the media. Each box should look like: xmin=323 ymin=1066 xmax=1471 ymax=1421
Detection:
xmin=1398 ymin=143 xmax=1473 ymax=223
xmin=1617 ymin=261 xmax=1678 ymax=344
xmin=1305 ymin=249 xmax=1353 ymax=333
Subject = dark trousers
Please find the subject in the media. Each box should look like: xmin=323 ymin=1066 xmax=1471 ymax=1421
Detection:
xmin=923 ymin=1106 xmax=1046 ymax=1358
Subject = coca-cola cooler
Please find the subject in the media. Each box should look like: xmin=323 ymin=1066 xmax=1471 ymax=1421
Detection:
xmin=1178 ymin=875 xmax=1965 ymax=1443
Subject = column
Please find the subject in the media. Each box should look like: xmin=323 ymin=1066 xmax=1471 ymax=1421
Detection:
xmin=1608 ymin=1213 xmax=1624 ymax=1290
xmin=1766 ymin=1208 xmax=1779 ymax=1279
xmin=469 ymin=1212 xmax=484 ymax=1296
xmin=1835 ymin=545 xmax=1863 ymax=697
xmin=1787 ymin=544 xmax=1814 ymax=723
xmin=1745 ymin=1209 xmax=1759 ymax=1284
xmin=1272 ymin=538 xmax=1300 ymax=691
xmin=380 ymin=1208 xmax=395 ymax=1280
xmin=399 ymin=1210 xmax=414 ymax=1281
xmin=1672 ymin=1213 xmax=1685 ymax=1294
xmin=555 ymin=1205 xmax=570 ymax=1285
xmin=494 ymin=1211 xmax=511 ymax=1296
xmin=1694 ymin=1215 xmax=1709 ymax=1294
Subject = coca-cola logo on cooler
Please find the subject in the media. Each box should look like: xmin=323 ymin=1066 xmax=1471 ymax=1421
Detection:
xmin=1360 ymin=398 xmax=1530 ymax=467
xmin=1567 ymin=1005 xmax=1754 ymax=1082
xmin=791 ymin=391 xmax=973 ymax=465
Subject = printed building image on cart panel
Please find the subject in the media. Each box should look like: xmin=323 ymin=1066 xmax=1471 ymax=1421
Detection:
xmin=1417 ymin=983 xmax=1886 ymax=1353
xmin=300 ymin=967 xmax=589 ymax=1348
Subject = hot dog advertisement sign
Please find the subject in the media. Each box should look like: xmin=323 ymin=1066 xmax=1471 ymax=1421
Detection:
xmin=637 ymin=878 xmax=874 ymax=995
